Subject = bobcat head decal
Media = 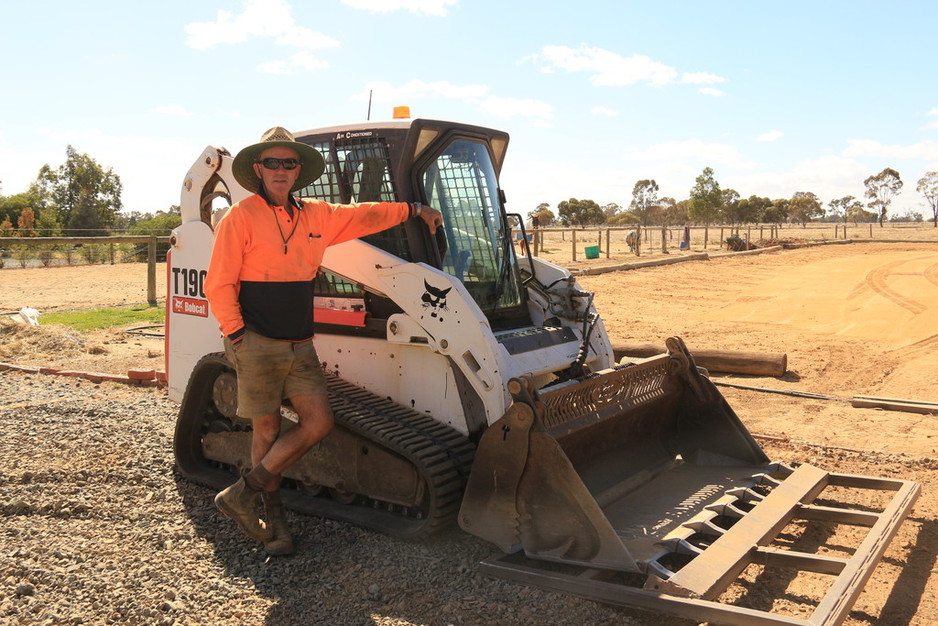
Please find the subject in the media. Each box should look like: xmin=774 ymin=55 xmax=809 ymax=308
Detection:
xmin=421 ymin=280 xmax=451 ymax=321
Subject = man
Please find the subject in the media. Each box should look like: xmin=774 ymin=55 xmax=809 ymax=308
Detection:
xmin=205 ymin=126 xmax=442 ymax=555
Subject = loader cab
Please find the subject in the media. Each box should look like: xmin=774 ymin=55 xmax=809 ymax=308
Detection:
xmin=294 ymin=119 xmax=529 ymax=332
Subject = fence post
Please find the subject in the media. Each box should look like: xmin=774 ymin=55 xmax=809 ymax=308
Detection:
xmin=605 ymin=229 xmax=611 ymax=258
xmin=571 ymin=229 xmax=577 ymax=262
xmin=147 ymin=236 xmax=157 ymax=306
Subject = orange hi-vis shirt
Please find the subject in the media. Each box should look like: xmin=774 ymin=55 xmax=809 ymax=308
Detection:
xmin=205 ymin=193 xmax=411 ymax=342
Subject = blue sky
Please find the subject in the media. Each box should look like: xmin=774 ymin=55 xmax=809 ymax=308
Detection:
xmin=2 ymin=0 xmax=936 ymax=219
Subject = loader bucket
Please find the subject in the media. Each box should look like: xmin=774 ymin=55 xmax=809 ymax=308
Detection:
xmin=458 ymin=337 xmax=919 ymax=624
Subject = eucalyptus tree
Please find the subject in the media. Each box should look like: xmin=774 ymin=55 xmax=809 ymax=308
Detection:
xmin=916 ymin=171 xmax=938 ymax=227
xmin=629 ymin=179 xmax=660 ymax=226
xmin=688 ymin=167 xmax=722 ymax=225
xmin=863 ymin=168 xmax=902 ymax=227
xmin=828 ymin=196 xmax=863 ymax=224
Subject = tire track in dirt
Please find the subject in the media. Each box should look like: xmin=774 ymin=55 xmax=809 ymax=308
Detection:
xmin=888 ymin=333 xmax=938 ymax=359
xmin=925 ymin=261 xmax=938 ymax=288
xmin=850 ymin=257 xmax=930 ymax=315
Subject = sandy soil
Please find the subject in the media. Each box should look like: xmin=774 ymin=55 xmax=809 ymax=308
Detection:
xmin=1 ymin=242 xmax=937 ymax=624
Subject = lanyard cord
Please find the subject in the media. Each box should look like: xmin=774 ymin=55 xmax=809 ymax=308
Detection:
xmin=259 ymin=187 xmax=301 ymax=254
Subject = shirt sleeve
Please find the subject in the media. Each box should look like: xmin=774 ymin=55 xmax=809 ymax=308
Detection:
xmin=204 ymin=210 xmax=246 ymax=339
xmin=314 ymin=201 xmax=411 ymax=246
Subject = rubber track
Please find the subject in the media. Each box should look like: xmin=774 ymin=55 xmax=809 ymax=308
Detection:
xmin=294 ymin=374 xmax=477 ymax=537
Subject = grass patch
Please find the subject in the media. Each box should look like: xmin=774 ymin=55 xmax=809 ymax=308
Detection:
xmin=41 ymin=305 xmax=164 ymax=331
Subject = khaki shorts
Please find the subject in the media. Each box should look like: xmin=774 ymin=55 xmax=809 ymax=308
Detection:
xmin=224 ymin=330 xmax=327 ymax=419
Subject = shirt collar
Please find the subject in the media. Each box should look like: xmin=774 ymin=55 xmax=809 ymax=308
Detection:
xmin=257 ymin=185 xmax=302 ymax=211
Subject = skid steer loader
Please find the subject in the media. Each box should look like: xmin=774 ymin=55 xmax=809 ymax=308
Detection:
xmin=167 ymin=117 xmax=918 ymax=625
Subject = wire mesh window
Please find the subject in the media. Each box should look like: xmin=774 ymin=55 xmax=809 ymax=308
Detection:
xmin=296 ymin=137 xmax=410 ymax=261
xmin=422 ymin=140 xmax=522 ymax=312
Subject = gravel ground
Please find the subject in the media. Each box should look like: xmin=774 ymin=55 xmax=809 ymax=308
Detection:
xmin=0 ymin=370 xmax=671 ymax=626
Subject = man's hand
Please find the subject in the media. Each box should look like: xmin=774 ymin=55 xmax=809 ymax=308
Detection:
xmin=420 ymin=206 xmax=443 ymax=234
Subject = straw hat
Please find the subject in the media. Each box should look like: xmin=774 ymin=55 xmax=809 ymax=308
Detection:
xmin=231 ymin=126 xmax=325 ymax=192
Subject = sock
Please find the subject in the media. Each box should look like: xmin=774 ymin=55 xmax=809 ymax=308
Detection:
xmin=245 ymin=463 xmax=278 ymax=493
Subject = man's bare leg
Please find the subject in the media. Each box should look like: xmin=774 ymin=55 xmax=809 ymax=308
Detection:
xmin=245 ymin=394 xmax=333 ymax=554
xmin=252 ymin=394 xmax=334 ymax=476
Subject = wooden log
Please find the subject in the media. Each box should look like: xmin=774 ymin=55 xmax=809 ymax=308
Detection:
xmin=612 ymin=342 xmax=788 ymax=377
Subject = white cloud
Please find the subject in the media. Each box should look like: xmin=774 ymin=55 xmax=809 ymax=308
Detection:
xmin=340 ymin=0 xmax=457 ymax=16
xmin=185 ymin=0 xmax=338 ymax=50
xmin=258 ymin=51 xmax=329 ymax=75
xmin=681 ymin=72 xmax=726 ymax=85
xmin=843 ymin=139 xmax=938 ymax=160
xmin=622 ymin=139 xmax=753 ymax=169
xmin=698 ymin=87 xmax=724 ymax=97
xmin=532 ymin=45 xmax=679 ymax=87
xmin=590 ymin=106 xmax=619 ymax=117
xmin=757 ymin=130 xmax=784 ymax=142
xmin=154 ymin=104 xmax=194 ymax=117
xmin=530 ymin=45 xmax=726 ymax=92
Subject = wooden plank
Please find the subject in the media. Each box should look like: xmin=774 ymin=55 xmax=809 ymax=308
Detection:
xmin=850 ymin=395 xmax=938 ymax=415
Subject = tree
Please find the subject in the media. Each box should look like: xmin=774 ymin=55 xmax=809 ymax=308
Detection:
xmin=605 ymin=202 xmax=637 ymax=226
xmin=15 ymin=207 xmax=37 ymax=237
xmin=863 ymin=167 xmax=902 ymax=227
xmin=602 ymin=202 xmax=622 ymax=221
xmin=828 ymin=196 xmax=863 ymax=224
xmin=129 ymin=207 xmax=182 ymax=261
xmin=0 ymin=191 xmax=39 ymax=230
xmin=789 ymin=191 xmax=823 ymax=226
xmin=557 ymin=198 xmax=604 ymax=226
xmin=736 ymin=195 xmax=772 ymax=224
xmin=657 ymin=197 xmax=682 ymax=226
xmin=629 ymin=179 xmax=659 ymax=226
xmin=764 ymin=199 xmax=790 ymax=225
xmin=688 ymin=167 xmax=722 ymax=225
xmin=916 ymin=171 xmax=938 ymax=227
xmin=33 ymin=145 xmax=123 ymax=236
xmin=720 ymin=188 xmax=740 ymax=224
xmin=528 ymin=202 xmax=554 ymax=227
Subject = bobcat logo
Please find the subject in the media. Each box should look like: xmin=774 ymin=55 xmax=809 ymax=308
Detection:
xmin=421 ymin=280 xmax=451 ymax=321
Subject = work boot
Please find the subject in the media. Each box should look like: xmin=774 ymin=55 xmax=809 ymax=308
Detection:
xmin=214 ymin=477 xmax=273 ymax=542
xmin=262 ymin=491 xmax=295 ymax=556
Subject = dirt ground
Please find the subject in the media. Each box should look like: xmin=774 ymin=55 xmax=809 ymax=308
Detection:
xmin=1 ymin=241 xmax=937 ymax=624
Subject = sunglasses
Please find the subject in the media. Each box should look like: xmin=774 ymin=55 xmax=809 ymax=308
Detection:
xmin=256 ymin=157 xmax=300 ymax=170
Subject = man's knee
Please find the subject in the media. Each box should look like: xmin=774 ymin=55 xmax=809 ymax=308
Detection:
xmin=252 ymin=412 xmax=282 ymax=441
xmin=294 ymin=395 xmax=334 ymax=443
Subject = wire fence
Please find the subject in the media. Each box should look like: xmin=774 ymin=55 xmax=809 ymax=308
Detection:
xmin=0 ymin=236 xmax=171 ymax=305
xmin=524 ymin=222 xmax=938 ymax=265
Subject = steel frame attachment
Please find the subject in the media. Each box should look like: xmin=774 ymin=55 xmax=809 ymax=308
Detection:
xmin=479 ymin=468 xmax=919 ymax=626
